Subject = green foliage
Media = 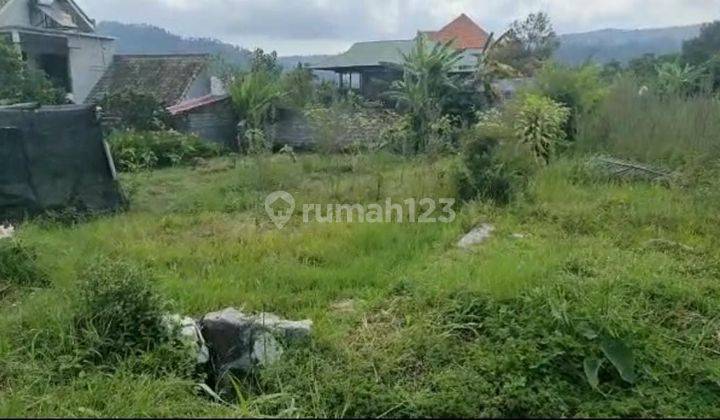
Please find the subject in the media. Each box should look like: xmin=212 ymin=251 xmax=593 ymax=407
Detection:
xmin=454 ymin=110 xmax=535 ymax=204
xmin=513 ymin=94 xmax=570 ymax=164
xmin=250 ymin=48 xmax=282 ymax=77
xmin=244 ymin=128 xmax=270 ymax=155
xmin=108 ymin=130 xmax=220 ymax=172
xmin=73 ymin=260 xmax=171 ymax=365
xmin=99 ymin=91 xmax=171 ymax=131
xmin=655 ymin=60 xmax=704 ymax=97
xmin=3 ymin=153 xmax=720 ymax=416
xmin=391 ymin=35 xmax=463 ymax=154
xmin=0 ymin=239 xmax=48 ymax=288
xmin=531 ymin=62 xmax=606 ymax=140
xmin=230 ymin=70 xmax=284 ymax=128
xmin=315 ymin=80 xmax=338 ymax=107
xmin=577 ymin=77 xmax=720 ymax=167
xmin=682 ymin=21 xmax=720 ymax=65
xmin=305 ymin=105 xmax=399 ymax=154
xmin=0 ymin=39 xmax=64 ymax=105
xmin=281 ymin=65 xmax=316 ymax=109
xmin=491 ymin=12 xmax=559 ymax=76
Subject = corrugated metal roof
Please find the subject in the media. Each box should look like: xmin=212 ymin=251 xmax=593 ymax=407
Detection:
xmin=312 ymin=39 xmax=480 ymax=73
xmin=311 ymin=40 xmax=415 ymax=70
xmin=167 ymin=94 xmax=230 ymax=115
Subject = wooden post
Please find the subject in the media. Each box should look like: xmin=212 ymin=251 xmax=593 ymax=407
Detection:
xmin=339 ymin=72 xmax=344 ymax=90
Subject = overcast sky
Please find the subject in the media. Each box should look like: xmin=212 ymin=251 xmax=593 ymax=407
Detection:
xmin=75 ymin=0 xmax=720 ymax=56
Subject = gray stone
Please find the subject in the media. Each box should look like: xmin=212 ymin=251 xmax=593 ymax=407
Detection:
xmin=458 ymin=224 xmax=495 ymax=249
xmin=200 ymin=308 xmax=312 ymax=381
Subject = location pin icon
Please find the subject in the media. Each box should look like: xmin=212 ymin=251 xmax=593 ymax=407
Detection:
xmin=265 ymin=191 xmax=295 ymax=229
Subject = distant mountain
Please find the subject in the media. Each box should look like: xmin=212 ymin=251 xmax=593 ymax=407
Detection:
xmin=96 ymin=21 xmax=253 ymax=68
xmin=96 ymin=21 xmax=330 ymax=71
xmin=96 ymin=20 xmax=706 ymax=71
xmin=555 ymin=24 xmax=703 ymax=65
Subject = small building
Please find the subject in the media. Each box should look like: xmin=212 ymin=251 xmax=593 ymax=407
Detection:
xmin=167 ymin=94 xmax=238 ymax=150
xmin=311 ymin=14 xmax=487 ymax=100
xmin=86 ymin=53 xmax=218 ymax=107
xmin=0 ymin=0 xmax=115 ymax=103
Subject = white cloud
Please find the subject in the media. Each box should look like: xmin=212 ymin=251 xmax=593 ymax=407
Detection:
xmin=75 ymin=0 xmax=720 ymax=55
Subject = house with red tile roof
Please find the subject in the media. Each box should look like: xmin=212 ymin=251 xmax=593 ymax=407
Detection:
xmin=422 ymin=13 xmax=490 ymax=51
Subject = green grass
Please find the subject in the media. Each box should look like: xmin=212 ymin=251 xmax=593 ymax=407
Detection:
xmin=2 ymin=153 xmax=720 ymax=417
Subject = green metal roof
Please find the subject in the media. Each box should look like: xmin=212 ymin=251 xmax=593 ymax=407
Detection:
xmin=312 ymin=39 xmax=480 ymax=73
xmin=311 ymin=40 xmax=415 ymax=70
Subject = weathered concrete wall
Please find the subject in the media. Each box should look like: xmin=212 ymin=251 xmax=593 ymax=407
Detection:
xmin=173 ymin=99 xmax=238 ymax=150
xmin=266 ymin=108 xmax=315 ymax=151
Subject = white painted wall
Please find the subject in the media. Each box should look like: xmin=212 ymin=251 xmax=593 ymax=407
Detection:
xmin=0 ymin=0 xmax=31 ymax=27
xmin=67 ymin=35 xmax=114 ymax=103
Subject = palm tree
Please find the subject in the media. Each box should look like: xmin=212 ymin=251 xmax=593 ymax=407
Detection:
xmin=390 ymin=35 xmax=463 ymax=153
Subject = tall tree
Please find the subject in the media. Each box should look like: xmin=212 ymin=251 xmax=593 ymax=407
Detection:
xmin=490 ymin=12 xmax=559 ymax=76
xmin=682 ymin=21 xmax=720 ymax=65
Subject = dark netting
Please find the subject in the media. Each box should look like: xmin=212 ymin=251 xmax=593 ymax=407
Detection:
xmin=0 ymin=105 xmax=125 ymax=221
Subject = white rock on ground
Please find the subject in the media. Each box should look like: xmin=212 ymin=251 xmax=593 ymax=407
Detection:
xmin=458 ymin=224 xmax=495 ymax=249
xmin=0 ymin=224 xmax=15 ymax=240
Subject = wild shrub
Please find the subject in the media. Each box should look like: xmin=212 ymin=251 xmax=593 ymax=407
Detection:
xmin=0 ymin=239 xmax=48 ymax=288
xmin=305 ymin=105 xmax=400 ymax=154
xmin=577 ymin=77 xmax=720 ymax=167
xmin=74 ymin=260 xmax=172 ymax=365
xmin=281 ymin=65 xmax=316 ymax=109
xmin=108 ymin=130 xmax=220 ymax=172
xmin=531 ymin=63 xmax=606 ymax=140
xmin=454 ymin=110 xmax=535 ymax=204
xmin=513 ymin=94 xmax=570 ymax=164
xmin=99 ymin=91 xmax=171 ymax=132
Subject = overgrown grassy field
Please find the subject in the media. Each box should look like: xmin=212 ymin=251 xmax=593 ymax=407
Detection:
xmin=2 ymin=152 xmax=720 ymax=417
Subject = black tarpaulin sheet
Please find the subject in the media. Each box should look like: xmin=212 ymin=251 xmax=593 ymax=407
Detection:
xmin=0 ymin=105 xmax=124 ymax=221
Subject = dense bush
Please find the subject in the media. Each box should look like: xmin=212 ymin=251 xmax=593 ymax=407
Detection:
xmin=281 ymin=65 xmax=316 ymax=109
xmin=531 ymin=63 xmax=606 ymax=140
xmin=305 ymin=104 xmax=401 ymax=154
xmin=108 ymin=130 xmax=220 ymax=172
xmin=74 ymin=261 xmax=172 ymax=365
xmin=0 ymin=239 xmax=48 ymax=288
xmin=454 ymin=110 xmax=535 ymax=204
xmin=99 ymin=91 xmax=172 ymax=131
